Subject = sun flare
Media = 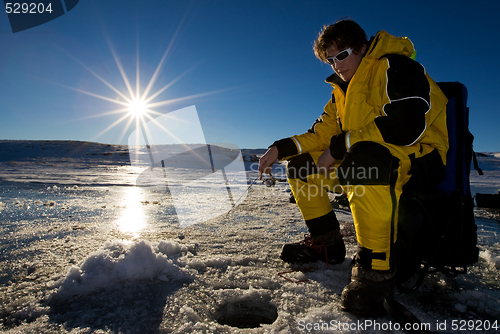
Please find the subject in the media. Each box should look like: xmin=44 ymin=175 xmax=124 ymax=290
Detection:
xmin=60 ymin=26 xmax=233 ymax=144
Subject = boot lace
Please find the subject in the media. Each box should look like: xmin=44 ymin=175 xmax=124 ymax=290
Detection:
xmin=302 ymin=234 xmax=330 ymax=268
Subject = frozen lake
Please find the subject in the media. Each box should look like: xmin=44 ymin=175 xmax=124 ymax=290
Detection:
xmin=0 ymin=141 xmax=499 ymax=333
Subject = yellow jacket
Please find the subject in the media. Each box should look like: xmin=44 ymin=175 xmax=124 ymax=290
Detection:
xmin=274 ymin=31 xmax=449 ymax=164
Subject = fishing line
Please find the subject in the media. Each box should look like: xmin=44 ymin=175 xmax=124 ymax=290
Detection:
xmin=224 ymin=172 xmax=280 ymax=218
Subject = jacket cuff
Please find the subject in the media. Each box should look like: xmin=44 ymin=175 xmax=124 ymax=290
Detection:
xmin=329 ymin=132 xmax=347 ymax=160
xmin=270 ymin=138 xmax=298 ymax=160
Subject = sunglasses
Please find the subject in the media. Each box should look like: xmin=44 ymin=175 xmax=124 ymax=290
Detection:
xmin=326 ymin=48 xmax=353 ymax=65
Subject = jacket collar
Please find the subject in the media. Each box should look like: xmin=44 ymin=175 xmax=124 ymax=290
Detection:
xmin=325 ymin=73 xmax=349 ymax=94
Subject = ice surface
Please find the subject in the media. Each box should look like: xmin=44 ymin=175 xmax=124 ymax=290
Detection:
xmin=0 ymin=141 xmax=499 ymax=333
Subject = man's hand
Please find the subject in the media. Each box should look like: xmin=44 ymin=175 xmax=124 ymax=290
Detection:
xmin=317 ymin=148 xmax=336 ymax=175
xmin=258 ymin=146 xmax=279 ymax=179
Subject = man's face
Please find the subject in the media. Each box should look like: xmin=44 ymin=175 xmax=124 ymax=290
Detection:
xmin=326 ymin=44 xmax=366 ymax=82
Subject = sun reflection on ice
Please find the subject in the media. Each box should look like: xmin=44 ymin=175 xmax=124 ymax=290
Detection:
xmin=117 ymin=187 xmax=146 ymax=236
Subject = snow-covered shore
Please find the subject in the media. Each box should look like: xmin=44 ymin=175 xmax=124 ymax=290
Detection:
xmin=0 ymin=140 xmax=499 ymax=333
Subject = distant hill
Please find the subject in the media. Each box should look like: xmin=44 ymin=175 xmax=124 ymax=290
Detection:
xmin=0 ymin=140 xmax=129 ymax=163
xmin=0 ymin=140 xmax=265 ymax=164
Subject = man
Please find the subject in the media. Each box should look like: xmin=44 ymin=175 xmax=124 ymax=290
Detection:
xmin=258 ymin=19 xmax=448 ymax=316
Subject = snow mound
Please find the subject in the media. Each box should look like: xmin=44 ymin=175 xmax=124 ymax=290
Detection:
xmin=52 ymin=240 xmax=192 ymax=300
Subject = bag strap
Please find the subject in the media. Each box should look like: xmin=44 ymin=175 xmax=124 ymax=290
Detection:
xmin=472 ymin=149 xmax=484 ymax=175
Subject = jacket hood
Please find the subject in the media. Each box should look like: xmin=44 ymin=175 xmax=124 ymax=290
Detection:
xmin=365 ymin=30 xmax=415 ymax=60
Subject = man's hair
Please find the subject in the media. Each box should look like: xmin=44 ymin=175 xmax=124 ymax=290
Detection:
xmin=313 ymin=18 xmax=368 ymax=62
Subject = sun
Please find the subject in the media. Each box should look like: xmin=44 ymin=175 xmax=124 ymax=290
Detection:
xmin=128 ymin=98 xmax=147 ymax=117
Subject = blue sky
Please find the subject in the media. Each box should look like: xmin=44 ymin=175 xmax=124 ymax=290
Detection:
xmin=1 ymin=0 xmax=499 ymax=151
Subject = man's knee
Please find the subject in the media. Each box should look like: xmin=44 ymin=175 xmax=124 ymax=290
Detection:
xmin=337 ymin=141 xmax=400 ymax=186
xmin=287 ymin=154 xmax=318 ymax=182
xmin=405 ymin=148 xmax=445 ymax=192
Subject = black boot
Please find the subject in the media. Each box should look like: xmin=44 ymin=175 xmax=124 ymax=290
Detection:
xmin=280 ymin=228 xmax=346 ymax=264
xmin=340 ymin=262 xmax=396 ymax=317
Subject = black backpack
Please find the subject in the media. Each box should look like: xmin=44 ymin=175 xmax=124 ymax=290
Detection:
xmin=395 ymin=81 xmax=483 ymax=292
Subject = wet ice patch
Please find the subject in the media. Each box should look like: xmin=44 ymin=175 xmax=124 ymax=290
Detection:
xmin=52 ymin=239 xmax=192 ymax=300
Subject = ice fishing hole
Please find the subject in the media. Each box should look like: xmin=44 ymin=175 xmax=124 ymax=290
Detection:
xmin=214 ymin=299 xmax=278 ymax=328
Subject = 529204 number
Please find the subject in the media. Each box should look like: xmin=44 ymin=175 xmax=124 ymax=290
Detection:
xmin=5 ymin=3 xmax=54 ymax=14
xmin=451 ymin=319 xmax=499 ymax=331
